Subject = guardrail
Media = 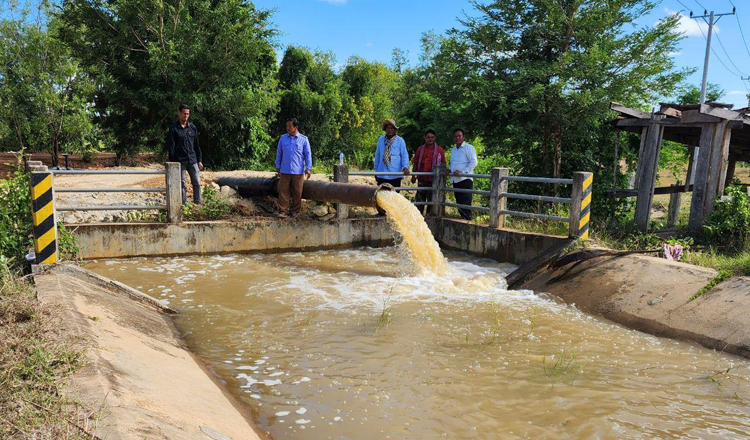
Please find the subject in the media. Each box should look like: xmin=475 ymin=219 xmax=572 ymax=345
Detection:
xmin=334 ymin=164 xmax=593 ymax=238
xmin=27 ymin=161 xmax=183 ymax=223
xmin=25 ymin=161 xmax=184 ymax=265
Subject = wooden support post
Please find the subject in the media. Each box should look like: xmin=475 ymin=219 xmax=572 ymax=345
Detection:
xmin=667 ymin=180 xmax=683 ymax=227
xmin=685 ymin=146 xmax=697 ymax=191
xmin=689 ymin=121 xmax=729 ymax=230
xmin=689 ymin=123 xmax=716 ymax=230
xmin=489 ymin=167 xmax=508 ymax=229
xmin=634 ymin=114 xmax=664 ymax=232
xmin=706 ymin=122 xmax=731 ymax=214
xmin=724 ymin=156 xmax=738 ymax=189
xmin=570 ymin=171 xmax=593 ymax=239
xmin=165 ymin=162 xmax=182 ymax=224
xmin=29 ymin=166 xmax=58 ymax=265
xmin=431 ymin=165 xmax=445 ymax=217
xmin=633 ymin=127 xmax=648 ymax=190
xmin=333 ymin=164 xmax=349 ymax=220
xmin=717 ymin=128 xmax=732 ymax=198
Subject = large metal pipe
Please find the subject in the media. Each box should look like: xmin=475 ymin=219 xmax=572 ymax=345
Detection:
xmin=216 ymin=176 xmax=391 ymax=209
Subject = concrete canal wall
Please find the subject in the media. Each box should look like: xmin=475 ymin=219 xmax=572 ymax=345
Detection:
xmin=69 ymin=217 xmax=560 ymax=264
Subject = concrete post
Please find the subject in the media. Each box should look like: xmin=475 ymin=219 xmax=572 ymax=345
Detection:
xmin=570 ymin=171 xmax=593 ymax=239
xmin=667 ymin=180 xmax=682 ymax=228
xmin=165 ymin=162 xmax=182 ymax=224
xmin=29 ymin=166 xmax=58 ymax=265
xmin=431 ymin=165 xmax=445 ymax=217
xmin=489 ymin=167 xmax=508 ymax=229
xmin=333 ymin=164 xmax=349 ymax=220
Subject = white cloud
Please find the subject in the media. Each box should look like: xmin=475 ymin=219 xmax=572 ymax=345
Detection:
xmin=664 ymin=7 xmax=719 ymax=37
xmin=729 ymin=90 xmax=748 ymax=95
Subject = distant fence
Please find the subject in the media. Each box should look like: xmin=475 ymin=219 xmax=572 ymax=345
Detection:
xmin=335 ymin=165 xmax=592 ymax=239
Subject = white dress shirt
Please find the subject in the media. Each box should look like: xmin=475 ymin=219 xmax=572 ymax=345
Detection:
xmin=449 ymin=142 xmax=478 ymax=183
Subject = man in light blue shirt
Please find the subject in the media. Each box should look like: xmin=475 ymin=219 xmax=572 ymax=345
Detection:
xmin=448 ymin=128 xmax=479 ymax=220
xmin=373 ymin=119 xmax=410 ymax=189
xmin=275 ymin=117 xmax=312 ymax=218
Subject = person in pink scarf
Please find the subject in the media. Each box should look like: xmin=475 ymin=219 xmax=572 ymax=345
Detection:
xmin=412 ymin=129 xmax=446 ymax=215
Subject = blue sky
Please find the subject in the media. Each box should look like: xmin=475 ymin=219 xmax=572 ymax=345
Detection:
xmin=254 ymin=0 xmax=750 ymax=109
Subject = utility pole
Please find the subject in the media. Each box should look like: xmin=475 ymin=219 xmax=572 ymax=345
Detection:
xmin=691 ymin=8 xmax=736 ymax=104
xmin=742 ymin=76 xmax=750 ymax=108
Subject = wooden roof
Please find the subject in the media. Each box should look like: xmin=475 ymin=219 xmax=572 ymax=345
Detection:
xmin=610 ymin=102 xmax=750 ymax=161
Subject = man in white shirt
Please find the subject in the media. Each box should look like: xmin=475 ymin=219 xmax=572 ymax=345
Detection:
xmin=447 ymin=128 xmax=479 ymax=220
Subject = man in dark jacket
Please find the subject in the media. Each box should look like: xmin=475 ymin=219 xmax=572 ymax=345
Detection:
xmin=166 ymin=104 xmax=203 ymax=204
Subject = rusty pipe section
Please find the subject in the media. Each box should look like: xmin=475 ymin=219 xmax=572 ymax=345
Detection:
xmin=216 ymin=176 xmax=391 ymax=208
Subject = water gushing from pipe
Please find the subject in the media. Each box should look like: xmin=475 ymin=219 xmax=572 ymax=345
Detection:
xmin=375 ymin=191 xmax=448 ymax=276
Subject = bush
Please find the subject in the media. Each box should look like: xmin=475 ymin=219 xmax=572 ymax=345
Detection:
xmin=703 ymin=186 xmax=750 ymax=252
xmin=182 ymin=187 xmax=232 ymax=220
xmin=0 ymin=158 xmax=32 ymax=267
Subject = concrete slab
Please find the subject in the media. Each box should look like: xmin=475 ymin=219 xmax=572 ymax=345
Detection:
xmin=34 ymin=265 xmax=266 ymax=440
xmin=524 ymin=252 xmax=750 ymax=359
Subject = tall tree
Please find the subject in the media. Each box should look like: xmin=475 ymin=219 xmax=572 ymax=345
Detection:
xmin=276 ymin=46 xmax=345 ymax=163
xmin=427 ymin=0 xmax=689 ymax=180
xmin=0 ymin=11 xmax=99 ymax=165
xmin=56 ymin=0 xmax=278 ymax=168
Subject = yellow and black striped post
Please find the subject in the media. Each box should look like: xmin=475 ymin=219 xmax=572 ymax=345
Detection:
xmin=570 ymin=171 xmax=593 ymax=239
xmin=30 ymin=169 xmax=58 ymax=265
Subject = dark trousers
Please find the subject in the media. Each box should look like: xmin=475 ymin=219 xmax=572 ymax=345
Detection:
xmin=375 ymin=177 xmax=402 ymax=190
xmin=278 ymin=173 xmax=305 ymax=214
xmin=453 ymin=179 xmax=474 ymax=220
xmin=415 ymin=180 xmax=433 ymax=215
xmin=180 ymin=162 xmax=201 ymax=204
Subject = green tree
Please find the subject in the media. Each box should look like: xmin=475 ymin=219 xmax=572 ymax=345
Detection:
xmin=0 ymin=10 xmax=99 ymax=165
xmin=276 ymin=46 xmax=345 ymax=163
xmin=56 ymin=0 xmax=278 ymax=168
xmin=674 ymin=83 xmax=725 ymax=105
xmin=425 ymin=0 xmax=690 ymax=184
xmin=338 ymin=57 xmax=399 ymax=166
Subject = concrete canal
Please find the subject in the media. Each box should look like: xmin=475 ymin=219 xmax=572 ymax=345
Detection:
xmin=87 ymin=245 xmax=750 ymax=439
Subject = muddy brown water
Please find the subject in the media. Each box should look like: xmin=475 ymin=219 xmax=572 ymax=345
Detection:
xmin=87 ymin=247 xmax=750 ymax=440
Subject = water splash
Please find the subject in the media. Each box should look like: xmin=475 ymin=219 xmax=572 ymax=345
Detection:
xmin=376 ymin=190 xmax=448 ymax=276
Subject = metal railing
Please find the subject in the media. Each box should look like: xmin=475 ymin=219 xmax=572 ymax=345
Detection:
xmin=334 ymin=164 xmax=593 ymax=238
xmin=32 ymin=162 xmax=183 ymax=224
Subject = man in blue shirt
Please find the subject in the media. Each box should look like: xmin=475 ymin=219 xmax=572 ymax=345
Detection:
xmin=275 ymin=118 xmax=312 ymax=218
xmin=373 ymin=119 xmax=410 ymax=189
xmin=447 ymin=128 xmax=479 ymax=220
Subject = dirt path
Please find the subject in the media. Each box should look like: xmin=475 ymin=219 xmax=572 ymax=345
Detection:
xmin=34 ymin=265 xmax=266 ymax=440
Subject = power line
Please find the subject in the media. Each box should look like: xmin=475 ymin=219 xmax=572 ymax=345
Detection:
xmin=714 ymin=32 xmax=748 ymax=76
xmin=675 ymin=0 xmax=693 ymax=12
xmin=693 ymin=0 xmax=707 ymax=13
xmin=735 ymin=11 xmax=750 ymax=59
xmin=692 ymin=9 xmax=738 ymax=103
xmin=696 ymin=19 xmax=742 ymax=78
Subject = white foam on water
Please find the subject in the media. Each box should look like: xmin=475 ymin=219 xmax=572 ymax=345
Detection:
xmin=296 ymin=407 xmax=307 ymax=414
xmin=276 ymin=411 xmax=290 ymax=417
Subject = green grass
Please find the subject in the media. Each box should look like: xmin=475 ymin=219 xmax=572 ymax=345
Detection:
xmin=683 ymin=249 xmax=750 ymax=277
xmin=0 ymin=263 xmax=95 ymax=438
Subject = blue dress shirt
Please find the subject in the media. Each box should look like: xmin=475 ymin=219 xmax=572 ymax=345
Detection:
xmin=373 ymin=135 xmax=409 ymax=179
xmin=275 ymin=133 xmax=312 ymax=175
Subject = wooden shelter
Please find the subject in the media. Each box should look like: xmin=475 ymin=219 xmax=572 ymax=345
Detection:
xmin=610 ymin=102 xmax=750 ymax=232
